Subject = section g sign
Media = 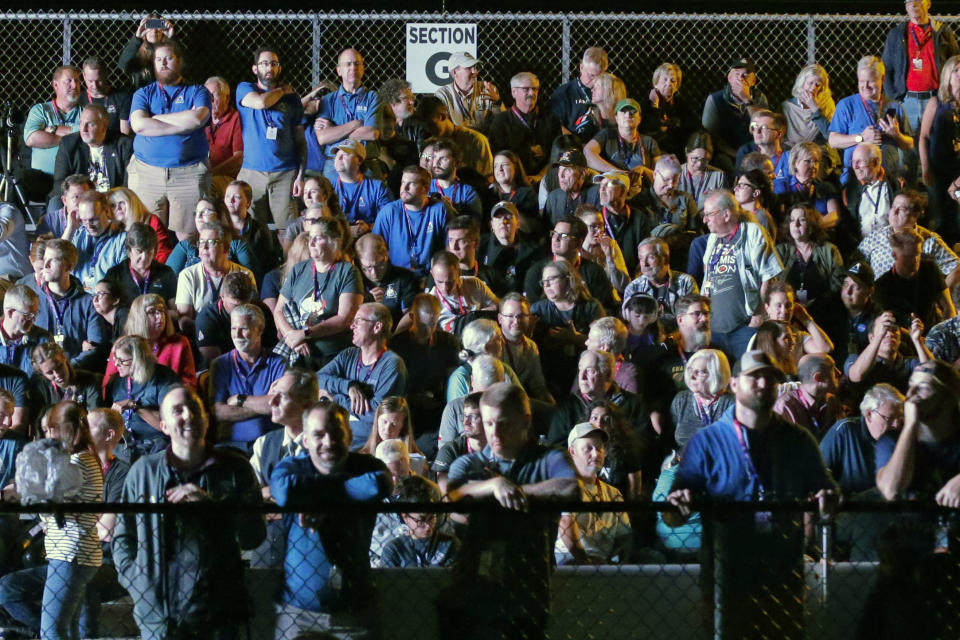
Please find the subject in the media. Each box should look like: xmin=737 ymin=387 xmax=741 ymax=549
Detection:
xmin=405 ymin=23 xmax=478 ymax=93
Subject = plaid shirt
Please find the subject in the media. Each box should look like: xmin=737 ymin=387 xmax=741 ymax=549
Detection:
xmin=857 ymin=224 xmax=958 ymax=278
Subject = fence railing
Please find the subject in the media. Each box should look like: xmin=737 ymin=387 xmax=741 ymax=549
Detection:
xmin=0 ymin=10 xmax=954 ymax=125
xmin=0 ymin=498 xmax=953 ymax=639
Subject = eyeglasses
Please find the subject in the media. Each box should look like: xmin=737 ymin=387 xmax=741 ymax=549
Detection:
xmin=146 ymin=307 xmax=166 ymax=317
xmin=404 ymin=514 xmax=436 ymax=526
xmin=512 ymin=86 xmax=538 ymax=93
xmin=702 ymin=209 xmax=724 ymax=219
xmin=749 ymin=123 xmax=779 ymax=133
xmin=734 ymin=181 xmax=757 ymax=190
xmin=92 ymin=291 xmax=112 ymax=300
xmin=499 ymin=312 xmax=529 ymax=320
xmin=687 ymin=155 xmax=708 ymax=163
xmin=540 ymin=275 xmax=562 ymax=286
xmin=550 ymin=230 xmax=574 ymax=240
xmin=874 ymin=410 xmax=904 ymax=424
xmin=360 ymin=261 xmax=386 ymax=273
xmin=197 ymin=239 xmax=220 ymax=249
xmin=682 ymin=309 xmax=710 ymax=318
xmin=113 ymin=356 xmax=132 ymax=367
xmin=7 ymin=308 xmax=36 ymax=322
xmin=353 ymin=316 xmax=377 ymax=324
xmin=303 ymin=217 xmax=323 ymax=225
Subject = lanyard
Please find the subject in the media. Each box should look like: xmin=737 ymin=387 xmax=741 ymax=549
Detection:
xmin=336 ymin=177 xmax=364 ymax=215
xmin=339 ymin=92 xmax=357 ymax=121
xmin=0 ymin=327 xmax=20 ymax=366
xmin=694 ymin=395 xmax=716 ymax=426
xmin=707 ymin=224 xmax=740 ymax=274
xmin=355 ymin=348 xmax=387 ymax=384
xmin=796 ymin=388 xmax=821 ymax=434
xmin=617 ymin=132 xmax=641 ymax=166
xmin=511 ymin=106 xmax=532 ymax=130
xmin=231 ymin=350 xmax=259 ymax=390
xmin=437 ymin=285 xmax=467 ymax=329
xmin=861 ymin=180 xmax=885 ymax=219
xmin=859 ymin=95 xmax=880 ymax=127
xmin=600 ymin=207 xmax=617 ymax=239
xmin=791 ymin=177 xmax=814 ymax=197
xmin=732 ymin=418 xmax=765 ymax=497
xmin=156 ymin=82 xmax=185 ymax=115
xmin=203 ymin=266 xmax=225 ymax=299
xmin=312 ymin=261 xmax=338 ymax=302
xmin=434 ymin=179 xmax=459 ymax=202
xmin=88 ymin=234 xmax=110 ymax=270
xmin=402 ymin=204 xmax=428 ymax=257
xmin=126 ymin=376 xmax=134 ymax=400
xmin=910 ymin=23 xmax=933 ymax=51
xmin=452 ymin=85 xmax=473 ymax=119
xmin=43 ymin=284 xmax=69 ymax=333
xmin=686 ymin=167 xmax=708 ymax=203
xmin=129 ymin=265 xmax=151 ymax=295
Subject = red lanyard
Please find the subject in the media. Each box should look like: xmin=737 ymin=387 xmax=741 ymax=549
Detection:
xmin=434 ymin=179 xmax=459 ymax=202
xmin=732 ymin=417 xmax=765 ymax=497
xmin=511 ymin=106 xmax=532 ymax=129
xmin=156 ymin=81 xmax=185 ymax=114
xmin=312 ymin=261 xmax=338 ymax=303
xmin=686 ymin=167 xmax=707 ymax=203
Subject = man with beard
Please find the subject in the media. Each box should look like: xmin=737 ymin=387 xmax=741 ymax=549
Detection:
xmin=236 ymin=47 xmax=306 ymax=231
xmin=372 ymin=166 xmax=451 ymax=277
xmin=355 ymin=233 xmax=419 ymax=327
xmin=430 ymin=138 xmax=482 ymax=217
xmin=24 ymin=65 xmax=83 ymax=190
xmin=128 ymin=41 xmax=212 ymax=240
xmin=648 ymin=295 xmax=714 ymax=390
xmin=210 ymin=304 xmax=287 ymax=454
xmin=498 ymin=293 xmax=554 ymax=408
xmin=331 ymin=138 xmax=391 ymax=236
xmin=667 ymin=350 xmax=836 ymax=640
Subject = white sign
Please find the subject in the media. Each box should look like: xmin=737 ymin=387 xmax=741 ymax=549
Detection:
xmin=405 ymin=23 xmax=478 ymax=93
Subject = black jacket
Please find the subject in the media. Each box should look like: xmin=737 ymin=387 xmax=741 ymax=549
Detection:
xmin=51 ymin=132 xmax=133 ymax=200
xmin=882 ymin=20 xmax=960 ymax=100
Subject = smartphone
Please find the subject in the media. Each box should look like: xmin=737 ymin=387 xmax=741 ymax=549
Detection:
xmin=145 ymin=18 xmax=166 ymax=29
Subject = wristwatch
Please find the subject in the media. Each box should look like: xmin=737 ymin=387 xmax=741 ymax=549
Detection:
xmin=45 ymin=125 xmax=57 ymax=134
xmin=303 ymin=327 xmax=310 ymax=338
xmin=236 ymin=394 xmax=248 ymax=408
xmin=854 ymin=134 xmax=864 ymax=143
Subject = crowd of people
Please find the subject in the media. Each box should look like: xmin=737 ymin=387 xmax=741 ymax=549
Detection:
xmin=0 ymin=2 xmax=959 ymax=638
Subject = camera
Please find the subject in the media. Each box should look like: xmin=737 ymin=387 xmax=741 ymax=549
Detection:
xmin=145 ymin=18 xmax=166 ymax=30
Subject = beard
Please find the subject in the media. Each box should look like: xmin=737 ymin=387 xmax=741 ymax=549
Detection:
xmin=155 ymin=67 xmax=180 ymax=84
xmin=688 ymin=327 xmax=711 ymax=350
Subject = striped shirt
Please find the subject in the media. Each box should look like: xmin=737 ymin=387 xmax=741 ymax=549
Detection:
xmin=43 ymin=450 xmax=103 ymax=566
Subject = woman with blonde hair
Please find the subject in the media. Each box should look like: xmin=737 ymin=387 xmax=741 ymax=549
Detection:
xmin=103 ymin=335 xmax=181 ymax=456
xmin=102 ymin=293 xmax=196 ymax=391
xmin=773 ymin=141 xmax=841 ymax=226
xmin=591 ymin=72 xmax=627 ymax=128
xmin=107 ymin=187 xmax=175 ymax=262
xmin=782 ymin=63 xmax=835 ymax=148
xmin=670 ymin=349 xmax=734 ymax=449
xmin=642 ymin=62 xmax=698 ymax=156
xmin=361 ymin=396 xmax=426 ymax=474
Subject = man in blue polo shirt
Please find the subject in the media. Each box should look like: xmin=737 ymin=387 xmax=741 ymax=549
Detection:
xmin=128 ymin=40 xmax=211 ymax=240
xmin=828 ymin=55 xmax=914 ymax=184
xmin=65 ymin=191 xmax=127 ymax=293
xmin=372 ymin=166 xmax=451 ymax=278
xmin=331 ymin=139 xmax=392 ymax=237
xmin=236 ymin=47 xmax=306 ymax=232
xmin=35 ymin=239 xmax=108 ymax=371
xmin=211 ymin=303 xmax=287 ymax=455
xmin=314 ymin=48 xmax=381 ymax=183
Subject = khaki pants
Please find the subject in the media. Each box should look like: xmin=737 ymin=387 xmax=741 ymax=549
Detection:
xmin=237 ymin=167 xmax=298 ymax=230
xmin=127 ymin=156 xmax=211 ymax=234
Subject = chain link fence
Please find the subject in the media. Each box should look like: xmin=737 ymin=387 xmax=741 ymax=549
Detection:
xmin=0 ymin=11 xmax=951 ymax=121
xmin=0 ymin=499 xmax=950 ymax=638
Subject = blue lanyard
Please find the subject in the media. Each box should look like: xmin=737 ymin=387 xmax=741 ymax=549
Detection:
xmin=156 ymin=82 xmax=186 ymax=115
xmin=43 ymin=285 xmax=69 ymax=333
xmin=733 ymin=418 xmax=765 ymax=498
xmin=336 ymin=177 xmax=364 ymax=216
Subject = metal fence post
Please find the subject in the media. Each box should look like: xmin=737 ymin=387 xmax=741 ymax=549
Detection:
xmin=561 ymin=15 xmax=571 ymax=85
xmin=806 ymin=16 xmax=816 ymax=63
xmin=62 ymin=15 xmax=72 ymax=65
xmin=312 ymin=13 xmax=322 ymax=88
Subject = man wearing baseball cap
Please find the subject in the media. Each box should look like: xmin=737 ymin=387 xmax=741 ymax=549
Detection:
xmin=701 ymin=56 xmax=770 ymax=178
xmin=667 ymin=349 xmax=836 ymax=639
xmin=822 ymin=260 xmax=880 ymax=366
xmin=331 ymin=137 xmax=392 ymax=236
xmin=543 ymin=149 xmax=596 ymax=225
xmin=555 ymin=423 xmax=633 ymax=565
xmin=435 ymin=51 xmax=502 ymax=130
xmin=584 ymin=98 xmax=661 ymax=181
xmin=478 ymin=202 xmax=545 ymax=296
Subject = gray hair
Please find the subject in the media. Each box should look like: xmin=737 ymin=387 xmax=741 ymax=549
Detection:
xmin=857 ymin=55 xmax=884 ymax=79
xmin=684 ymin=348 xmax=731 ymax=396
xmin=460 ymin=319 xmax=501 ymax=360
xmin=3 ymin=284 xmax=38 ymax=313
xmin=588 ymin=317 xmax=628 ymax=355
xmin=230 ymin=303 xmax=265 ymax=332
xmin=655 ymin=154 xmax=682 ymax=175
xmin=860 ymin=383 xmax=905 ymax=414
xmin=579 ymin=349 xmax=615 ymax=378
xmin=471 ymin=354 xmax=506 ymax=389
xmin=510 ymin=71 xmax=539 ymax=88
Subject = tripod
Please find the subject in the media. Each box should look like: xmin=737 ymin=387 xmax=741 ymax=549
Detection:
xmin=0 ymin=101 xmax=35 ymax=226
